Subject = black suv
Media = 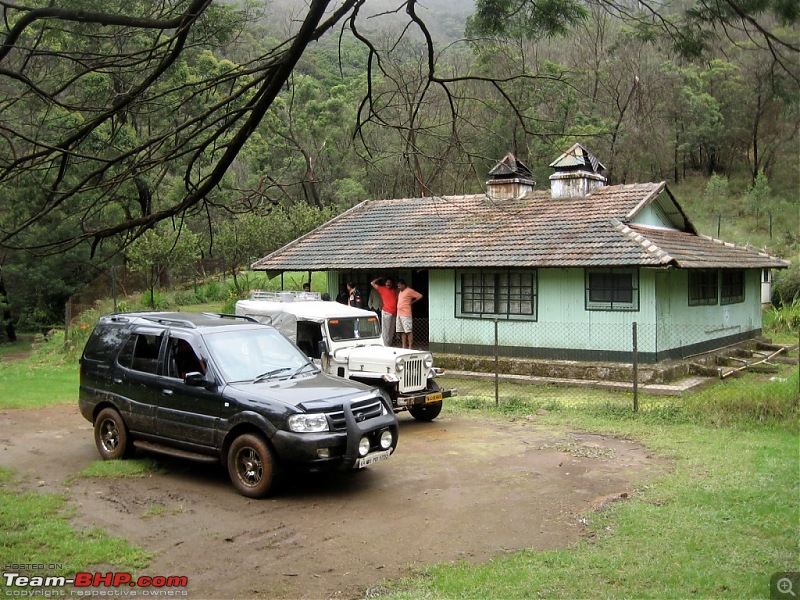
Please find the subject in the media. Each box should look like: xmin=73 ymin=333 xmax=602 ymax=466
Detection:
xmin=79 ymin=312 xmax=399 ymax=498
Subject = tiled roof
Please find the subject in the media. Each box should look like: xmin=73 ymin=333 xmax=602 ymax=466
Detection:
xmin=622 ymin=224 xmax=789 ymax=269
xmin=252 ymin=182 xmax=789 ymax=272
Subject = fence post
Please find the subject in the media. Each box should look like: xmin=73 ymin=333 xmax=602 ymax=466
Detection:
xmin=632 ymin=322 xmax=639 ymax=413
xmin=64 ymin=300 xmax=71 ymax=345
xmin=494 ymin=319 xmax=499 ymax=406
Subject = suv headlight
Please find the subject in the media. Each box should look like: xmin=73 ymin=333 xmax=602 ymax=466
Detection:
xmin=288 ymin=413 xmax=329 ymax=433
xmin=394 ymin=357 xmax=405 ymax=371
xmin=423 ymin=353 xmax=434 ymax=369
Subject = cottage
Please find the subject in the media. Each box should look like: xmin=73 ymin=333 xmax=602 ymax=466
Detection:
xmin=252 ymin=144 xmax=789 ymax=363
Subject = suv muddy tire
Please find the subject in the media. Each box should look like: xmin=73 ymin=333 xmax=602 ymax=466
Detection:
xmin=94 ymin=408 xmax=133 ymax=460
xmin=227 ymin=433 xmax=279 ymax=498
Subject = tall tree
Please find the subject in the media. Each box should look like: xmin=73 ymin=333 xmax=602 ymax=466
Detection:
xmin=0 ymin=0 xmax=796 ymax=256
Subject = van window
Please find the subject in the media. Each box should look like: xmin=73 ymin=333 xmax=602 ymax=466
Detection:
xmin=296 ymin=321 xmax=323 ymax=358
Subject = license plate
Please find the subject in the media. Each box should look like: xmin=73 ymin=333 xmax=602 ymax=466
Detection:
xmin=356 ymin=449 xmax=391 ymax=468
xmin=425 ymin=392 xmax=443 ymax=403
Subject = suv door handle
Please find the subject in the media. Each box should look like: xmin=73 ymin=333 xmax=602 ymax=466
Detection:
xmin=112 ymin=378 xmax=123 ymax=384
xmin=162 ymin=389 xmax=174 ymax=396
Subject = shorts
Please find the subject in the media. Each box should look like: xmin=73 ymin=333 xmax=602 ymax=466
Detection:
xmin=396 ymin=316 xmax=413 ymax=333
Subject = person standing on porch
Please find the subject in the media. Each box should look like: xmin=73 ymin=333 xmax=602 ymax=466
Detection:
xmin=396 ymin=279 xmax=422 ymax=349
xmin=371 ymin=276 xmax=398 ymax=346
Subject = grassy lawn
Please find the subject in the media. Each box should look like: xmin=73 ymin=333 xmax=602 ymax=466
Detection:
xmin=385 ymin=401 xmax=798 ymax=598
xmin=0 ymin=360 xmax=77 ymax=409
xmin=0 ymin=335 xmax=797 ymax=598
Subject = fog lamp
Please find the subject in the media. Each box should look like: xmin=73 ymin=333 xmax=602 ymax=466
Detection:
xmin=380 ymin=429 xmax=393 ymax=450
xmin=358 ymin=436 xmax=371 ymax=457
xmin=317 ymin=448 xmax=331 ymax=458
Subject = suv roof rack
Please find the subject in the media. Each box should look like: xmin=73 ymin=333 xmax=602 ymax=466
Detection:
xmin=202 ymin=312 xmax=258 ymax=323
xmin=141 ymin=315 xmax=198 ymax=329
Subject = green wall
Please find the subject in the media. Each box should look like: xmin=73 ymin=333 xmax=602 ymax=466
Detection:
xmin=429 ymin=267 xmax=763 ymax=362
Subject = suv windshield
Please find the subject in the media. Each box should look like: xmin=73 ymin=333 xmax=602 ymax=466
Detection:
xmin=327 ymin=316 xmax=381 ymax=342
xmin=203 ymin=327 xmax=313 ymax=382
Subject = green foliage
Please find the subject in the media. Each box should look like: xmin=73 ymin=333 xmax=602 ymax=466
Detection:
xmin=772 ymin=262 xmax=800 ymax=306
xmin=702 ymin=173 xmax=728 ymax=215
xmin=126 ymin=224 xmax=200 ymax=309
xmin=682 ymin=369 xmax=799 ymax=427
xmin=213 ymin=213 xmax=275 ymax=293
xmin=467 ymin=0 xmax=588 ymax=38
xmin=747 ymin=168 xmax=771 ymax=219
xmin=0 ymin=0 xmax=795 ymax=336
xmin=135 ymin=290 xmax=170 ymax=310
xmin=764 ymin=302 xmax=800 ymax=335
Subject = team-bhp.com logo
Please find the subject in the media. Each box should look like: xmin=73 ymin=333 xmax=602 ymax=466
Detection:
xmin=3 ymin=570 xmax=188 ymax=596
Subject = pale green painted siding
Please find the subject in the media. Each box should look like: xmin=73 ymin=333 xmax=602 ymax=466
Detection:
xmin=654 ymin=269 xmax=762 ymax=353
xmin=430 ymin=267 xmax=762 ymax=359
xmin=429 ymin=268 xmax=657 ymax=354
xmin=630 ymin=204 xmax=670 ymax=228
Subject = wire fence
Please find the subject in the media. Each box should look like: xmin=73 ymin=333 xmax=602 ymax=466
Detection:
xmin=400 ymin=318 xmax=800 ymax=412
xmin=65 ymin=271 xmax=800 ymax=413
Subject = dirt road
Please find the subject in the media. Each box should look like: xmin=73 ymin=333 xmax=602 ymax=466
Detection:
xmin=0 ymin=404 xmax=662 ymax=599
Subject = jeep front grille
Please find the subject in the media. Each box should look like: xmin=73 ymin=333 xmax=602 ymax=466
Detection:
xmin=400 ymin=357 xmax=425 ymax=393
xmin=327 ymin=397 xmax=384 ymax=431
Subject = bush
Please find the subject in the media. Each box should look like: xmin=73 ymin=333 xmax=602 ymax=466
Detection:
xmin=173 ymin=290 xmax=201 ymax=307
xmin=772 ymin=262 xmax=800 ymax=306
xmin=764 ymin=302 xmax=800 ymax=335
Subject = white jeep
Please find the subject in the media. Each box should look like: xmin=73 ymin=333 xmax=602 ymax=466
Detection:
xmin=235 ymin=291 xmax=455 ymax=421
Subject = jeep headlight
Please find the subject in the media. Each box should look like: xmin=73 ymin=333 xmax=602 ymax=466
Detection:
xmin=394 ymin=357 xmax=405 ymax=372
xmin=288 ymin=413 xmax=329 ymax=433
xmin=423 ymin=353 xmax=434 ymax=369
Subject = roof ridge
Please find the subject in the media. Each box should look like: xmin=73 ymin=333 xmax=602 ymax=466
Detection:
xmin=612 ymin=220 xmax=674 ymax=265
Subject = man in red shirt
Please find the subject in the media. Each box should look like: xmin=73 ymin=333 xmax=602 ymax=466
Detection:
xmin=396 ymin=279 xmax=423 ymax=349
xmin=371 ymin=276 xmax=398 ymax=346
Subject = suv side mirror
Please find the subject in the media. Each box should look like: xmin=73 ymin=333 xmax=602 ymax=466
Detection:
xmin=317 ymin=340 xmax=328 ymax=356
xmin=184 ymin=372 xmax=208 ymax=387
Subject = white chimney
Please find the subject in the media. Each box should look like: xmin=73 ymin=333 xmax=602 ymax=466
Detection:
xmin=549 ymin=143 xmax=607 ymax=198
xmin=486 ymin=153 xmax=535 ymax=199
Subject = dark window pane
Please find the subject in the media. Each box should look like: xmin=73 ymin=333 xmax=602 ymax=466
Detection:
xmin=689 ymin=270 xmax=718 ymax=306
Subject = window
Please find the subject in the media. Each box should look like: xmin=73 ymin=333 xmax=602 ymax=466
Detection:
xmin=81 ymin=325 xmax=129 ymax=362
xmin=585 ymin=269 xmax=639 ymax=311
xmin=117 ymin=333 xmax=162 ymax=374
xmin=721 ymin=270 xmax=745 ymax=305
xmin=689 ymin=270 xmax=719 ymax=306
xmin=457 ymin=271 xmax=536 ymax=319
xmin=167 ymin=337 xmax=205 ymax=378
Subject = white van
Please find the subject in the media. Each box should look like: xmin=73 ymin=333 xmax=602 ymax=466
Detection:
xmin=236 ymin=291 xmax=455 ymax=421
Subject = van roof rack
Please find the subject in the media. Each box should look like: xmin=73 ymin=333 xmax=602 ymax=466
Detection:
xmin=249 ymin=290 xmax=321 ymax=302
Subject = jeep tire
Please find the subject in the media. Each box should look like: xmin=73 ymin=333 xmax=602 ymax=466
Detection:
xmin=409 ymin=400 xmax=443 ymax=421
xmin=94 ymin=407 xmax=133 ymax=460
xmin=227 ymin=433 xmax=279 ymax=498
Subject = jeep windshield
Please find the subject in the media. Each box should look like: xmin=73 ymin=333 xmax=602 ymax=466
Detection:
xmin=203 ymin=327 xmax=316 ymax=383
xmin=326 ymin=316 xmax=381 ymax=342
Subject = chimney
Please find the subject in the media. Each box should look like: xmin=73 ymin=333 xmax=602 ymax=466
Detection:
xmin=486 ymin=153 xmax=535 ymax=200
xmin=549 ymin=143 xmax=606 ymax=198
